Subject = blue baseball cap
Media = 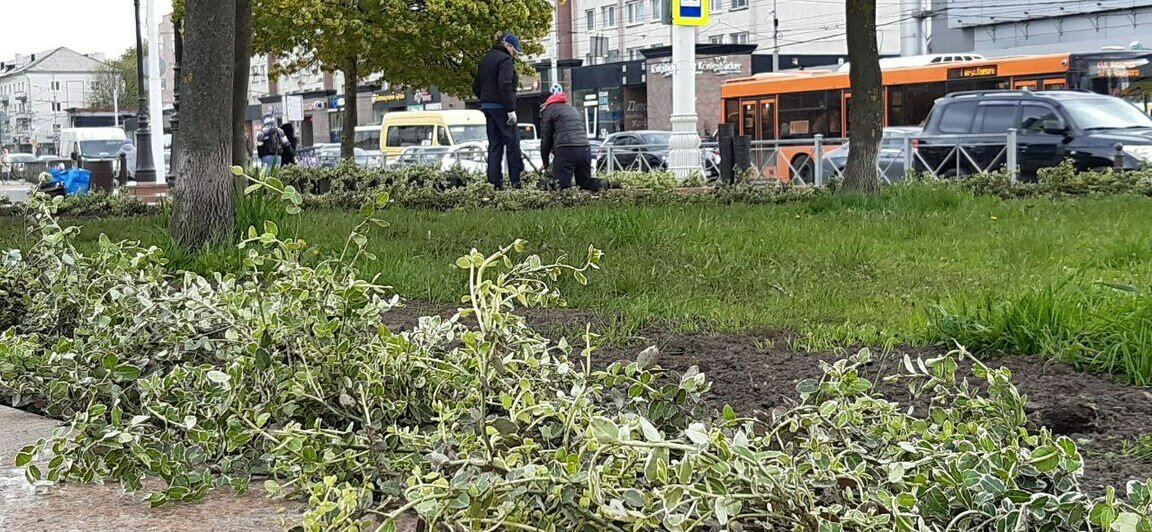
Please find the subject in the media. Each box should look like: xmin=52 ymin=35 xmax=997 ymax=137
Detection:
xmin=503 ymin=33 xmax=523 ymax=54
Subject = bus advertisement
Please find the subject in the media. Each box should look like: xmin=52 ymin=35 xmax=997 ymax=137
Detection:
xmin=720 ymin=51 xmax=1152 ymax=180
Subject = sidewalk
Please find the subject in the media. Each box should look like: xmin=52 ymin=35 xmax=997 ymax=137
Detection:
xmin=0 ymin=406 xmax=304 ymax=531
xmin=0 ymin=181 xmax=31 ymax=203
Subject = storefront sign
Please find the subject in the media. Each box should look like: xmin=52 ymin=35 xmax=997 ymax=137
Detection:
xmin=374 ymin=92 xmax=406 ymax=103
xmin=283 ymin=95 xmax=304 ymax=122
xmin=649 ymin=56 xmax=743 ymax=78
xmin=673 ymin=0 xmax=709 ymax=26
xmin=947 ymin=65 xmax=998 ymax=79
xmin=598 ymin=91 xmax=610 ymax=107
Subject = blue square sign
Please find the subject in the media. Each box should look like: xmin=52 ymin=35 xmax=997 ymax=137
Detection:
xmin=674 ymin=0 xmax=709 ymax=26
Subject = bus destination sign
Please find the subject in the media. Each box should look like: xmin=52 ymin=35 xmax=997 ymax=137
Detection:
xmin=947 ymin=65 xmax=998 ymax=79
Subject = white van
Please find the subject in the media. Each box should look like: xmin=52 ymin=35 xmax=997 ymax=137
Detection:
xmin=354 ymin=126 xmax=382 ymax=160
xmin=59 ymin=127 xmax=127 ymax=161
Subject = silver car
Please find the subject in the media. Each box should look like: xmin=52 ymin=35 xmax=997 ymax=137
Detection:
xmin=821 ymin=127 xmax=922 ymax=183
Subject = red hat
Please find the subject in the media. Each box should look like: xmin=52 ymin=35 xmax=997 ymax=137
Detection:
xmin=545 ymin=92 xmax=568 ymax=107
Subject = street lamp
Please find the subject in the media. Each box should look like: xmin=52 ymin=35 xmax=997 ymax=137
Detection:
xmin=132 ymin=0 xmax=157 ymax=182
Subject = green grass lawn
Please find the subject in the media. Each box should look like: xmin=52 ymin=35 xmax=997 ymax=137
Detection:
xmin=3 ymin=185 xmax=1150 ymax=347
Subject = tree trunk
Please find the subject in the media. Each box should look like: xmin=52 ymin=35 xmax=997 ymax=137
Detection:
xmin=231 ymin=0 xmax=253 ymax=167
xmin=341 ymin=58 xmax=359 ymax=161
xmin=170 ymin=0 xmax=237 ymax=249
xmin=843 ymin=0 xmax=883 ymax=193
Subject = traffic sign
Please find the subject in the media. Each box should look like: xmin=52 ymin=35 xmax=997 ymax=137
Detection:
xmin=672 ymin=0 xmax=709 ymax=26
xmin=550 ymin=84 xmax=564 ymax=94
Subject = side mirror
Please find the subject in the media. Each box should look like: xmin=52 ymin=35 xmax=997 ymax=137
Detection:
xmin=1042 ymin=120 xmax=1068 ymax=136
xmin=70 ymin=151 xmax=79 ymax=161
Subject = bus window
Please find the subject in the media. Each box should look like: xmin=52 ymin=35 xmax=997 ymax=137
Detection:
xmin=899 ymin=82 xmax=948 ymax=126
xmin=887 ymin=86 xmax=905 ymax=125
xmin=741 ymin=101 xmax=757 ymax=137
xmin=779 ymin=91 xmax=830 ymax=138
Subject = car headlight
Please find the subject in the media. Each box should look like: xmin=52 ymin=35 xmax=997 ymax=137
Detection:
xmin=1123 ymin=145 xmax=1152 ymax=163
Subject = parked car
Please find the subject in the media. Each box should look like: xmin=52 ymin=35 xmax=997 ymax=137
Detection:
xmin=389 ymin=146 xmax=451 ymax=169
xmin=438 ymin=142 xmax=545 ymax=174
xmin=595 ymin=131 xmax=720 ymax=178
xmin=915 ymin=90 xmax=1152 ymax=179
xmin=298 ymin=144 xmax=380 ymax=168
xmin=354 ymin=126 xmax=383 ymax=163
xmin=820 ymin=127 xmax=922 ymax=182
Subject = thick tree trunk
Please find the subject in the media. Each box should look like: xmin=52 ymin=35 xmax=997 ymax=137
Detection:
xmin=843 ymin=0 xmax=883 ymax=193
xmin=341 ymin=59 xmax=359 ymax=161
xmin=170 ymin=0 xmax=237 ymax=249
xmin=231 ymin=0 xmax=253 ymax=167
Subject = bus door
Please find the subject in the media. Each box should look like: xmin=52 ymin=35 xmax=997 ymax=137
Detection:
xmin=1012 ymin=79 xmax=1039 ymax=91
xmin=841 ymin=92 xmax=852 ymax=138
xmin=757 ymin=98 xmax=777 ymax=176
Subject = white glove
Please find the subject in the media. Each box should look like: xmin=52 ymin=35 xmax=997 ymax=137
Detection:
xmin=506 ymin=111 xmax=517 ymax=127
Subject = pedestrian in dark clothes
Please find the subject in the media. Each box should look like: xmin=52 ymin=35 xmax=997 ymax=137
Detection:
xmin=540 ymin=92 xmax=600 ymax=191
xmin=281 ymin=123 xmax=298 ymax=166
xmin=473 ymin=31 xmax=524 ymax=189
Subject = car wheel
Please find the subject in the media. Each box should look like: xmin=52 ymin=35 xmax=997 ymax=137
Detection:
xmin=790 ymin=155 xmax=814 ymax=183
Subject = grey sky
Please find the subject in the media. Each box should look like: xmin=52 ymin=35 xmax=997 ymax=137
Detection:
xmin=0 ymin=0 xmax=173 ymax=61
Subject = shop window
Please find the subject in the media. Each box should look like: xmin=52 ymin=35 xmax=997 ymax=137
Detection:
xmin=626 ymin=1 xmax=646 ymax=24
xmin=602 ymin=6 xmax=617 ymax=28
xmin=385 ymin=125 xmax=433 ymax=147
xmin=650 ymin=0 xmax=664 ymax=21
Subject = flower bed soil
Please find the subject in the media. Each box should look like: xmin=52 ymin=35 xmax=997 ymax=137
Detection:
xmin=385 ymin=301 xmax=1152 ymax=495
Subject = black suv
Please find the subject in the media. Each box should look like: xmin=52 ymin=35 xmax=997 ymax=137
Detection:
xmin=916 ymin=90 xmax=1152 ymax=179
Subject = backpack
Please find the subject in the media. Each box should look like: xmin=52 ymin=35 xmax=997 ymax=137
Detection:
xmin=262 ymin=125 xmax=283 ymax=156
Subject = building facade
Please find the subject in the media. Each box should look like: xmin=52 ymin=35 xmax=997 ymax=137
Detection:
xmin=929 ymin=0 xmax=1152 ymax=56
xmin=0 ymin=48 xmax=106 ymax=154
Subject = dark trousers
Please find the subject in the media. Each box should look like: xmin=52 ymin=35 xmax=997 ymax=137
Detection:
xmin=552 ymin=146 xmax=600 ymax=192
xmin=483 ymin=108 xmax=523 ymax=189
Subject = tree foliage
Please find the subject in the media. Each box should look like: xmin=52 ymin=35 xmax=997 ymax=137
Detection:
xmin=86 ymin=48 xmax=139 ymax=111
xmin=251 ymin=0 xmax=550 ymax=96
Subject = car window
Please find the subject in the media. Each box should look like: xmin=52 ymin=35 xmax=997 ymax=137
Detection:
xmin=974 ymin=103 xmax=1019 ymax=134
xmin=385 ymin=125 xmax=433 ymax=147
xmin=614 ymin=135 xmax=637 ymax=146
xmin=1020 ymin=104 xmax=1062 ymax=134
xmin=937 ymin=101 xmax=978 ymax=134
xmin=436 ymin=127 xmax=450 ymax=146
xmin=881 ymin=137 xmax=906 ymax=150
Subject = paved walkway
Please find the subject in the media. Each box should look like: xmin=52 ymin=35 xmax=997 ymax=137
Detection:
xmin=0 ymin=406 xmax=304 ymax=531
xmin=0 ymin=182 xmax=31 ymax=203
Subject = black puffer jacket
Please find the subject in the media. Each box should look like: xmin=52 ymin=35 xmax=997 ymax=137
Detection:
xmin=540 ymin=103 xmax=589 ymax=162
xmin=472 ymin=45 xmax=517 ymax=111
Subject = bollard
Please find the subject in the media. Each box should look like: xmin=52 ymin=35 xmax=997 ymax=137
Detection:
xmin=734 ymin=135 xmax=752 ymax=177
xmin=813 ymin=134 xmax=825 ymax=187
xmin=1006 ymin=128 xmax=1018 ymax=183
xmin=718 ymin=123 xmax=735 ymax=184
xmin=82 ymin=159 xmax=115 ymax=193
xmin=1114 ymin=143 xmax=1126 ymax=170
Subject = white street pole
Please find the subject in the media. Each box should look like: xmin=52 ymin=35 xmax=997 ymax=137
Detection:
xmin=549 ymin=0 xmax=560 ymax=91
xmin=772 ymin=0 xmax=780 ymax=71
xmin=668 ymin=22 xmax=702 ymax=179
xmin=113 ymin=83 xmax=120 ymax=127
xmin=146 ymin=0 xmax=166 ymax=182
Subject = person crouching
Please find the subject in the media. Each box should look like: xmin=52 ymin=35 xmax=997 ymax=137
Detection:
xmin=540 ymin=92 xmax=600 ymax=192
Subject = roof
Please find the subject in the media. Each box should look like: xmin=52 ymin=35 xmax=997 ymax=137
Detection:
xmin=0 ymin=47 xmax=106 ymax=79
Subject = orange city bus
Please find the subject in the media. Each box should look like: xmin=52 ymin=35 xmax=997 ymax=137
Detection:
xmin=720 ymin=51 xmax=1152 ymax=180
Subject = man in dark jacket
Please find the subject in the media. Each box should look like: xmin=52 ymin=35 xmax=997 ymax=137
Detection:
xmin=540 ymin=92 xmax=599 ymax=192
xmin=473 ymin=32 xmax=523 ymax=189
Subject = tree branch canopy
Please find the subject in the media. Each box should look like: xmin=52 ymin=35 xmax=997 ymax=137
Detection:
xmin=251 ymin=0 xmax=552 ymax=96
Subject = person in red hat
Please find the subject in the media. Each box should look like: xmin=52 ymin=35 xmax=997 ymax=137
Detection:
xmin=540 ymin=91 xmax=600 ymax=191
